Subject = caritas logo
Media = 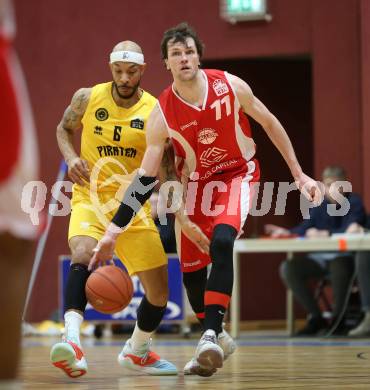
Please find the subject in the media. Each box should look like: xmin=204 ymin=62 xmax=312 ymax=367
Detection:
xmin=213 ymin=79 xmax=229 ymax=96
xmin=198 ymin=128 xmax=218 ymax=145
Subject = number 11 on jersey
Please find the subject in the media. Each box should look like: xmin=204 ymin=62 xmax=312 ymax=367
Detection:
xmin=210 ymin=95 xmax=231 ymax=121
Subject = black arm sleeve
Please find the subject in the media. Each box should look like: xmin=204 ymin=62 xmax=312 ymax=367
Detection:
xmin=111 ymin=174 xmax=157 ymax=229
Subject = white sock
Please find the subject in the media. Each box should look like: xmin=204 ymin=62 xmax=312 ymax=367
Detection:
xmin=130 ymin=322 xmax=153 ymax=352
xmin=64 ymin=311 xmax=83 ymax=345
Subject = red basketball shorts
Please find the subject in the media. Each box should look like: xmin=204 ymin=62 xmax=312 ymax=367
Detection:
xmin=176 ymin=160 xmax=260 ymax=272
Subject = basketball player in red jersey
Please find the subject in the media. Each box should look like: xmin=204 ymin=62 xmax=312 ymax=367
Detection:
xmin=90 ymin=23 xmax=321 ymax=376
xmin=0 ymin=0 xmax=40 ymax=384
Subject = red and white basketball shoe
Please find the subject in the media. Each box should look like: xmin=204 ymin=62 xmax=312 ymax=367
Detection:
xmin=50 ymin=338 xmax=88 ymax=378
xmin=118 ymin=338 xmax=178 ymax=375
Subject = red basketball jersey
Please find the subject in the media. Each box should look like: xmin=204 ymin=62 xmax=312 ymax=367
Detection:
xmin=0 ymin=2 xmax=41 ymax=239
xmin=0 ymin=4 xmax=19 ymax=183
xmin=158 ymin=69 xmax=257 ymax=182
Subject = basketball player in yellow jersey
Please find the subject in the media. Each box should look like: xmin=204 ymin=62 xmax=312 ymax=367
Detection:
xmin=50 ymin=41 xmax=177 ymax=378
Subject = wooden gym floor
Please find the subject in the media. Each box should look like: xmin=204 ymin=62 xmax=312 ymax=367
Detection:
xmin=20 ymin=332 xmax=370 ymax=389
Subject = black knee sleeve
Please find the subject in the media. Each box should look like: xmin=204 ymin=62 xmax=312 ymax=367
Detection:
xmin=207 ymin=224 xmax=237 ymax=296
xmin=137 ymin=295 xmax=167 ymax=332
xmin=204 ymin=225 xmax=237 ymax=334
xmin=64 ymin=263 xmax=91 ymax=313
xmin=183 ymin=267 xmax=207 ymax=315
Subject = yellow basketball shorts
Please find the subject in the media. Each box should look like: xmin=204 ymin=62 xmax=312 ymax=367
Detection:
xmin=68 ymin=186 xmax=167 ymax=275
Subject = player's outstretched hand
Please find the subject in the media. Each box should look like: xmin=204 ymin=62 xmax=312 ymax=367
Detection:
xmin=89 ymin=234 xmax=116 ymax=271
xmin=295 ymin=173 xmax=323 ymax=205
xmin=181 ymin=219 xmax=210 ymax=255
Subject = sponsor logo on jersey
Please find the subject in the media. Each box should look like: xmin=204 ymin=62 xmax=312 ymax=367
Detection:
xmin=95 ymin=108 xmax=109 ymax=121
xmin=183 ymin=260 xmax=202 ymax=268
xmin=180 ymin=120 xmax=197 ymax=131
xmin=97 ymin=145 xmax=137 ymax=158
xmin=213 ymin=79 xmax=229 ymax=96
xmin=198 ymin=128 xmax=218 ymax=145
xmin=94 ymin=126 xmax=103 ymax=135
xmin=130 ymin=118 xmax=144 ymax=130
xmin=200 ymin=147 xmax=228 ymax=167
xmin=199 ymin=159 xmax=238 ymax=180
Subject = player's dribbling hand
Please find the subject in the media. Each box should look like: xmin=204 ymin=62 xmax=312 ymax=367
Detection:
xmin=88 ymin=234 xmax=116 ymax=271
xmin=67 ymin=157 xmax=90 ymax=186
xmin=295 ymin=173 xmax=323 ymax=205
xmin=180 ymin=219 xmax=210 ymax=255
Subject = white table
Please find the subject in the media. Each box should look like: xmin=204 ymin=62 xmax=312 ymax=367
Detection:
xmin=231 ymin=234 xmax=370 ymax=338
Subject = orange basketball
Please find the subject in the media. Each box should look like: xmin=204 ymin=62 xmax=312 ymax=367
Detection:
xmin=85 ymin=265 xmax=133 ymax=314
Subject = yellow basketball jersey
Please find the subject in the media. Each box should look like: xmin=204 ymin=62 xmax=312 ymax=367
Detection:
xmin=80 ymin=82 xmax=157 ymax=192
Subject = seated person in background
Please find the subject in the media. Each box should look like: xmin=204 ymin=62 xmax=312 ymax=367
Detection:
xmin=349 ymin=251 xmax=370 ymax=337
xmin=265 ymin=166 xmax=367 ymax=336
xmin=348 ymin=219 xmax=370 ymax=337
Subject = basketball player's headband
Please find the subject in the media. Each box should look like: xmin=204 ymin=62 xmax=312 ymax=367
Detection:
xmin=109 ymin=51 xmax=144 ymax=65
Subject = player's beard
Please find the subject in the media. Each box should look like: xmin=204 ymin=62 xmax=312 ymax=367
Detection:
xmin=113 ymin=80 xmax=140 ymax=99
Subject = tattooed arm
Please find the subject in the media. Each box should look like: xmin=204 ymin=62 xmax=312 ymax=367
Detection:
xmin=56 ymin=88 xmax=91 ymax=186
